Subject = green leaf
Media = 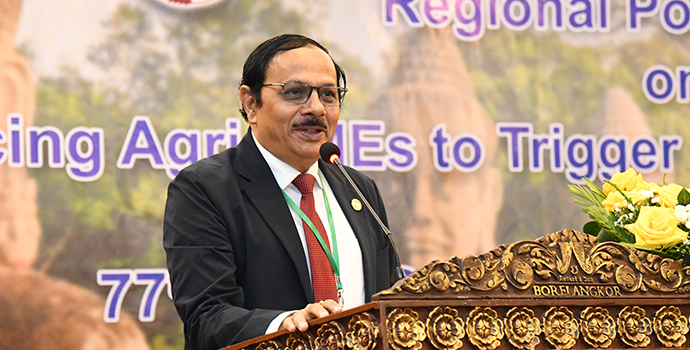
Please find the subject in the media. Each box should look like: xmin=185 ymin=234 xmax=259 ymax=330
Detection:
xmin=583 ymin=178 xmax=606 ymax=199
xmin=678 ymin=188 xmax=690 ymax=206
xmin=597 ymin=229 xmax=619 ymax=243
xmin=583 ymin=221 xmax=601 ymax=236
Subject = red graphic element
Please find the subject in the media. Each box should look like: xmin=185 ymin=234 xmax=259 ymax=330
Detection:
xmin=156 ymin=0 xmax=225 ymax=8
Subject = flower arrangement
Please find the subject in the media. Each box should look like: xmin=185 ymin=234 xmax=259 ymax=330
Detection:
xmin=569 ymin=168 xmax=690 ymax=264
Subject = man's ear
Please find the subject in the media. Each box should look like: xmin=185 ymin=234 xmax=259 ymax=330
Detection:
xmin=239 ymin=85 xmax=257 ymax=123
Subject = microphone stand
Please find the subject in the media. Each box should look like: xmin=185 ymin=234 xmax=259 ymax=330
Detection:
xmin=329 ymin=157 xmax=406 ymax=281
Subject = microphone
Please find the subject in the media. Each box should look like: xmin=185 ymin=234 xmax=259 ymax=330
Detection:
xmin=320 ymin=142 xmax=405 ymax=281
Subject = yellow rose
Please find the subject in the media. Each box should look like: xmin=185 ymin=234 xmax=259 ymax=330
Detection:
xmin=602 ymin=190 xmax=645 ymax=211
xmin=625 ymin=207 xmax=686 ymax=248
xmin=635 ymin=181 xmax=660 ymax=192
xmin=625 ymin=190 xmax=647 ymax=205
xmin=603 ymin=191 xmax=626 ymax=211
xmin=657 ymin=183 xmax=684 ymax=208
xmin=603 ymin=168 xmax=644 ymax=195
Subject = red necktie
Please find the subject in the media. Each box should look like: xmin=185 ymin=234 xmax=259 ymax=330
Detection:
xmin=292 ymin=173 xmax=337 ymax=302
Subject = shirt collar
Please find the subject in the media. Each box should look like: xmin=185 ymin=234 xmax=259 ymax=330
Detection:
xmin=252 ymin=130 xmax=321 ymax=190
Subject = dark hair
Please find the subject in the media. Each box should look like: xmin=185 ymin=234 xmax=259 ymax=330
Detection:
xmin=239 ymin=34 xmax=347 ymax=120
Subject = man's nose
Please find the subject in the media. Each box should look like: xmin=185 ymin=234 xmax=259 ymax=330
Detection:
xmin=303 ymin=88 xmax=326 ymax=113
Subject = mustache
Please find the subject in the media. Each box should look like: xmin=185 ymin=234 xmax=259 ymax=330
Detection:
xmin=292 ymin=118 xmax=328 ymax=130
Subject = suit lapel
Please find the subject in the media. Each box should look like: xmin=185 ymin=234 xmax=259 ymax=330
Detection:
xmin=320 ymin=160 xmax=377 ymax=300
xmin=236 ymin=132 xmax=313 ymax=302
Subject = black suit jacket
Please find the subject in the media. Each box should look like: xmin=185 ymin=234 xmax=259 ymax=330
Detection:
xmin=163 ymin=131 xmax=397 ymax=350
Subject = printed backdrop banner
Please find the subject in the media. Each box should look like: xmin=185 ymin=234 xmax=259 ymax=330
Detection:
xmin=2 ymin=0 xmax=689 ymax=348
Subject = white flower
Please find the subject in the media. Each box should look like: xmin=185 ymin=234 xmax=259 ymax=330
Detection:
xmin=686 ymin=221 xmax=690 ymax=230
xmin=651 ymin=197 xmax=660 ymax=204
xmin=640 ymin=190 xmax=655 ymax=198
xmin=677 ymin=205 xmax=690 ymax=223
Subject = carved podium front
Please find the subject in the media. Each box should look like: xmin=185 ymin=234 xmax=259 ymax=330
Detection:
xmin=222 ymin=230 xmax=690 ymax=349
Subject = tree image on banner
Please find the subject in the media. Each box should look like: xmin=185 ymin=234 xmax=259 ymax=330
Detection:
xmin=23 ymin=1 xmax=309 ymax=348
xmin=6 ymin=0 xmax=690 ymax=348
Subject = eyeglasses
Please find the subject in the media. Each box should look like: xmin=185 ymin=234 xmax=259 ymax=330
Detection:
xmin=263 ymin=82 xmax=347 ymax=107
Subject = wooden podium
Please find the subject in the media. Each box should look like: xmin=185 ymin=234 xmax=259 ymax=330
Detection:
xmin=222 ymin=230 xmax=690 ymax=349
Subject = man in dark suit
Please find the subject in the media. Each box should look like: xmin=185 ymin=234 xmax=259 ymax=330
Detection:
xmin=163 ymin=34 xmax=398 ymax=350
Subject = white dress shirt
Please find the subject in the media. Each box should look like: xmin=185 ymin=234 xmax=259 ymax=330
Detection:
xmin=252 ymin=133 xmax=365 ymax=333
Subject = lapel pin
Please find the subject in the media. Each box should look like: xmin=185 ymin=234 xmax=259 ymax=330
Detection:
xmin=351 ymin=198 xmax=362 ymax=211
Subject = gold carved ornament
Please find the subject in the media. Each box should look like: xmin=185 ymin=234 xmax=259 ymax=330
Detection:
xmin=314 ymin=321 xmax=345 ymax=350
xmin=285 ymin=332 xmax=313 ymax=350
xmin=504 ymin=307 xmax=541 ymax=349
xmin=501 ymin=230 xmax=690 ymax=294
xmin=387 ymin=308 xmax=426 ymax=350
xmin=580 ymin=307 xmax=616 ymax=348
xmin=591 ymin=243 xmax=686 ymax=293
xmin=387 ymin=249 xmax=506 ymax=296
xmin=502 ymin=230 xmax=596 ymax=291
xmin=382 ymin=230 xmax=690 ymax=298
xmin=543 ymin=306 xmax=579 ymax=350
xmin=254 ymin=340 xmax=281 ymax=350
xmin=394 ymin=260 xmax=464 ymax=294
xmin=617 ymin=306 xmax=652 ymax=348
xmin=345 ymin=313 xmax=378 ymax=350
xmin=653 ymin=306 xmax=689 ymax=348
xmin=466 ymin=307 xmax=504 ymax=350
xmin=426 ymin=306 xmax=465 ymax=350
xmin=381 ymin=231 xmax=594 ymax=296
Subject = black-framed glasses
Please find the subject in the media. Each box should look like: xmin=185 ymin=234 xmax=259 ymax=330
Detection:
xmin=263 ymin=82 xmax=347 ymax=107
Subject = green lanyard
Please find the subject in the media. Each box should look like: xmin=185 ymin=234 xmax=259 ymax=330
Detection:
xmin=281 ymin=173 xmax=343 ymax=305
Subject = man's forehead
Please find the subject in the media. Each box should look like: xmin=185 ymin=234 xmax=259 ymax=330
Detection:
xmin=269 ymin=44 xmax=328 ymax=61
xmin=266 ymin=46 xmax=337 ymax=80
